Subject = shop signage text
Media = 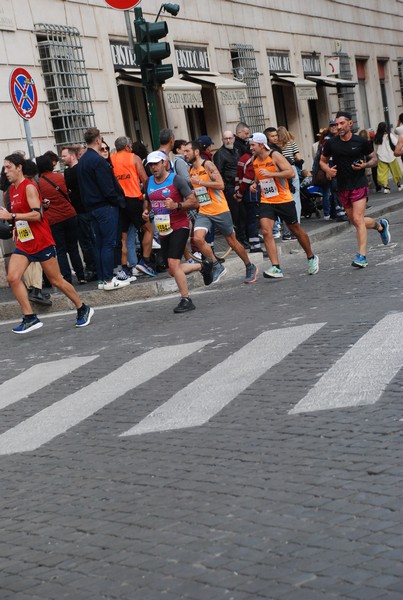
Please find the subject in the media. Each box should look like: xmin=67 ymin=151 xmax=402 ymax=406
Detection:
xmin=110 ymin=41 xmax=137 ymax=69
xmin=302 ymin=54 xmax=321 ymax=75
xmin=267 ymin=52 xmax=290 ymax=73
xmin=218 ymin=88 xmax=248 ymax=106
xmin=164 ymin=90 xmax=203 ymax=109
xmin=175 ymin=46 xmax=210 ymax=72
xmin=0 ymin=0 xmax=15 ymax=31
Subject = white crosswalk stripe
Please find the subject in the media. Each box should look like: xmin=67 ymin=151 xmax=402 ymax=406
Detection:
xmin=121 ymin=323 xmax=325 ymax=436
xmin=0 ymin=356 xmax=98 ymax=410
xmin=289 ymin=313 xmax=403 ymax=414
xmin=0 ymin=341 xmax=211 ymax=455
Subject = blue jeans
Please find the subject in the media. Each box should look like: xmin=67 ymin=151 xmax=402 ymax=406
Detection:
xmin=127 ymin=223 xmax=139 ymax=267
xmin=90 ymin=205 xmax=119 ymax=281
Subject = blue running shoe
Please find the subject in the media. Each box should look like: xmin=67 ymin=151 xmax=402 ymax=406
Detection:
xmin=244 ymin=263 xmax=258 ymax=284
xmin=136 ymin=258 xmax=157 ymax=277
xmin=351 ymin=253 xmax=368 ymax=268
xmin=379 ymin=218 xmax=391 ymax=245
xmin=212 ymin=263 xmax=226 ymax=284
xmin=12 ymin=315 xmax=43 ymax=335
xmin=76 ymin=304 xmax=94 ymax=327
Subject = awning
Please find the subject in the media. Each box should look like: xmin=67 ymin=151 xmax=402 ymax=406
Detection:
xmin=115 ymin=68 xmax=142 ymax=86
xmin=271 ymin=73 xmax=318 ymax=100
xmin=162 ymin=78 xmax=203 ymax=109
xmin=307 ymin=75 xmax=357 ymax=88
xmin=181 ymin=71 xmax=248 ymax=105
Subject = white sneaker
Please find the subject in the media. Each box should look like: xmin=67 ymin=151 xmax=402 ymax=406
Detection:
xmin=383 ymin=187 xmax=391 ymax=194
xmin=103 ymin=277 xmax=130 ymax=291
xmin=98 ymin=281 xmax=105 ymax=290
xmin=398 ymin=184 xmax=403 ymax=192
xmin=115 ymin=269 xmax=137 ymax=283
xmin=152 ymin=238 xmax=161 ymax=250
xmin=273 ymin=231 xmax=281 ymax=239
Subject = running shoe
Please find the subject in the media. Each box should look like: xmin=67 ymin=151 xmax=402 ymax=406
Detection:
xmin=383 ymin=187 xmax=391 ymax=194
xmin=152 ymin=238 xmax=161 ymax=250
xmin=379 ymin=218 xmax=391 ymax=245
xmin=103 ymin=277 xmax=130 ymax=290
xmin=75 ymin=304 xmax=94 ymax=328
xmin=136 ymin=258 xmax=157 ymax=277
xmin=244 ymin=263 xmax=258 ymax=284
xmin=398 ymin=184 xmax=403 ymax=192
xmin=173 ymin=297 xmax=196 ymax=313
xmin=200 ymin=257 xmax=214 ymax=286
xmin=263 ymin=266 xmax=283 ymax=278
xmin=273 ymin=231 xmax=281 ymax=239
xmin=351 ymin=253 xmax=368 ymax=268
xmin=307 ymin=255 xmax=320 ymax=275
xmin=12 ymin=315 xmax=43 ymax=335
xmin=116 ymin=268 xmax=137 ymax=283
xmin=211 ymin=263 xmax=226 ymax=284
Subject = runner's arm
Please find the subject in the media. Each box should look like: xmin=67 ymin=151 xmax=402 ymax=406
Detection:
xmin=270 ymin=151 xmax=294 ymax=179
xmin=190 ymin=161 xmax=224 ymax=190
xmin=319 ymin=153 xmax=337 ymax=179
xmin=133 ymin=154 xmax=148 ymax=188
xmin=0 ymin=183 xmax=43 ymax=222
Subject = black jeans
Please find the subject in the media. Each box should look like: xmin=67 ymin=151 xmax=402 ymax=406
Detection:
xmin=77 ymin=212 xmax=97 ymax=272
xmin=51 ymin=216 xmax=85 ymax=283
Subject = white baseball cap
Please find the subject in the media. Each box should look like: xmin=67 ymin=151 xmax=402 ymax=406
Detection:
xmin=146 ymin=150 xmax=166 ymax=164
xmin=249 ymin=133 xmax=269 ymax=149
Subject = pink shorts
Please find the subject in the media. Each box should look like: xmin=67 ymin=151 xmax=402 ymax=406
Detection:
xmin=338 ymin=186 xmax=368 ymax=209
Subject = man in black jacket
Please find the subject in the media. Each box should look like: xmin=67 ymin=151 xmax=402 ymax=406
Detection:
xmin=234 ymin=122 xmax=250 ymax=156
xmin=214 ymin=130 xmax=248 ymax=246
xmin=77 ymin=127 xmax=129 ymax=291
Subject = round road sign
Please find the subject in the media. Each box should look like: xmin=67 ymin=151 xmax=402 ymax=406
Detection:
xmin=104 ymin=0 xmax=142 ymax=9
xmin=9 ymin=67 xmax=38 ymax=120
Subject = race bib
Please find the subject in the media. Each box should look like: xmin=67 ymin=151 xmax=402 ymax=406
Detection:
xmin=16 ymin=220 xmax=34 ymax=242
xmin=195 ymin=186 xmax=211 ymax=206
xmin=261 ymin=178 xmax=278 ymax=199
xmin=154 ymin=213 xmax=173 ymax=236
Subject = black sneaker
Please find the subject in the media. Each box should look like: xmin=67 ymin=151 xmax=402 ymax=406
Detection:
xmin=173 ymin=297 xmax=196 ymax=313
xmin=200 ymin=257 xmax=213 ymax=286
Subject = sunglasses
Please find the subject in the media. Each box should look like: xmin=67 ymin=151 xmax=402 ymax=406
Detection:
xmin=101 ymin=146 xmax=109 ymax=151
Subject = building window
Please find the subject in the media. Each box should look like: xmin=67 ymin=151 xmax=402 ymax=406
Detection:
xmin=230 ymin=44 xmax=265 ymax=132
xmin=35 ymin=23 xmax=95 ymax=148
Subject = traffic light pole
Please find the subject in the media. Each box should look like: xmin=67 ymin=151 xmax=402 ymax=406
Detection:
xmin=134 ymin=7 xmax=160 ymax=150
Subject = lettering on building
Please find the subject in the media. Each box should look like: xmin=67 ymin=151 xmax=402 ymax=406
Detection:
xmin=302 ymin=54 xmax=321 ymax=75
xmin=164 ymin=90 xmax=203 ymax=109
xmin=175 ymin=46 xmax=210 ymax=72
xmin=267 ymin=52 xmax=290 ymax=73
xmin=218 ymin=88 xmax=248 ymax=106
xmin=110 ymin=41 xmax=137 ymax=69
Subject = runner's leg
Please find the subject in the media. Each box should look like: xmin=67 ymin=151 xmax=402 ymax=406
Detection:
xmin=41 ymin=257 xmax=82 ymax=309
xmin=7 ymin=253 xmax=32 ymax=315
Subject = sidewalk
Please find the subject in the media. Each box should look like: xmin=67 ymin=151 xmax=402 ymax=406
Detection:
xmin=0 ymin=190 xmax=401 ymax=321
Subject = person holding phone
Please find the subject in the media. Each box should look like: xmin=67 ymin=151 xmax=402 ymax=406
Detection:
xmin=320 ymin=111 xmax=390 ymax=269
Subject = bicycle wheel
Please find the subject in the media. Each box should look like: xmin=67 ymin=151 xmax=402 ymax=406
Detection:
xmin=210 ymin=232 xmax=232 ymax=261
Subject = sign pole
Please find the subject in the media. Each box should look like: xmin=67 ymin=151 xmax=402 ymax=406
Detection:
xmin=23 ymin=120 xmax=35 ymax=160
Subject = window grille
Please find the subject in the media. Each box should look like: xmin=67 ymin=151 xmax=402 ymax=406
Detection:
xmin=398 ymin=59 xmax=403 ymax=103
xmin=230 ymin=44 xmax=265 ymax=132
xmin=35 ymin=23 xmax=95 ymax=148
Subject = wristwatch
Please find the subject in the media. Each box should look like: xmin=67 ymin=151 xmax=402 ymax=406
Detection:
xmin=11 ymin=213 xmax=16 ymax=220
xmin=177 ymin=202 xmax=183 ymax=211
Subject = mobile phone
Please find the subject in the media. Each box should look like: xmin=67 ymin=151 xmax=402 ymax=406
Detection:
xmin=353 ymin=159 xmax=363 ymax=166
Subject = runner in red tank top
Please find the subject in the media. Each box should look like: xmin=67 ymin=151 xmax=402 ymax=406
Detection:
xmin=0 ymin=154 xmax=94 ymax=334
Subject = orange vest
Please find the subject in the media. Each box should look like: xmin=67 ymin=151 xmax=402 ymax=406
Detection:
xmin=111 ymin=151 xmax=142 ymax=198
xmin=253 ymin=153 xmax=292 ymax=204
xmin=189 ymin=162 xmax=229 ymax=216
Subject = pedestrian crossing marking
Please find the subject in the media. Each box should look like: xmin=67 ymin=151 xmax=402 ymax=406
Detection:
xmin=121 ymin=323 xmax=325 ymax=436
xmin=289 ymin=313 xmax=403 ymax=414
xmin=0 ymin=341 xmax=211 ymax=455
xmin=0 ymin=356 xmax=98 ymax=410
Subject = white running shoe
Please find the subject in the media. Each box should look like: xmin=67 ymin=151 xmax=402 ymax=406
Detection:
xmin=152 ymin=238 xmax=161 ymax=250
xmin=103 ymin=277 xmax=130 ymax=291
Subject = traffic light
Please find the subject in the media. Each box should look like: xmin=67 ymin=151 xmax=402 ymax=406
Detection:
xmin=134 ymin=18 xmax=174 ymax=86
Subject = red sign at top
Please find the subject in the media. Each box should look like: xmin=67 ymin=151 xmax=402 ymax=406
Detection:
xmin=104 ymin=0 xmax=142 ymax=9
xmin=9 ymin=67 xmax=38 ymax=120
